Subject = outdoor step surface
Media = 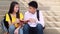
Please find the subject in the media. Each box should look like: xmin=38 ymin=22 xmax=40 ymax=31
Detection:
xmin=0 ymin=0 xmax=60 ymax=34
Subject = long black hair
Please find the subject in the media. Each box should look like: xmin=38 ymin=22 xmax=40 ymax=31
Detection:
xmin=8 ymin=1 xmax=20 ymax=19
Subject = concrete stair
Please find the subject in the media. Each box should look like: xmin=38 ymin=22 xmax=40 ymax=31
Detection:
xmin=0 ymin=0 xmax=60 ymax=34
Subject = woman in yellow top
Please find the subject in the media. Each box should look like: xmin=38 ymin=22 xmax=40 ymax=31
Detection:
xmin=5 ymin=1 xmax=24 ymax=34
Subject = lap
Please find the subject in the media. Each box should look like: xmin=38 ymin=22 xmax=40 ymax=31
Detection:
xmin=9 ymin=24 xmax=15 ymax=30
xmin=23 ymin=24 xmax=30 ymax=29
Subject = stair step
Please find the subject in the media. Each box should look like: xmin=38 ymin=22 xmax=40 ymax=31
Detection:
xmin=0 ymin=1 xmax=12 ymax=5
xmin=0 ymin=7 xmax=9 ymax=11
xmin=44 ymin=29 xmax=60 ymax=34
xmin=45 ymin=22 xmax=60 ymax=27
xmin=0 ymin=10 xmax=8 ymax=15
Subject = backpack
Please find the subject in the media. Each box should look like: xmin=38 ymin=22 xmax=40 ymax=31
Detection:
xmin=3 ymin=13 xmax=12 ymax=30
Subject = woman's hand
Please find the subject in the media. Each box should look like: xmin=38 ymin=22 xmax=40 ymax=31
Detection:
xmin=20 ymin=20 xmax=29 ymax=24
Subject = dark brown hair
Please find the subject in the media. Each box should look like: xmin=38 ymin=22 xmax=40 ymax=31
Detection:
xmin=8 ymin=1 xmax=20 ymax=19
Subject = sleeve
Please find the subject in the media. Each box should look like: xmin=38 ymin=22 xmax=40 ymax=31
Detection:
xmin=5 ymin=13 xmax=10 ymax=22
xmin=37 ymin=11 xmax=45 ymax=27
xmin=24 ymin=12 xmax=28 ymax=20
xmin=20 ymin=13 xmax=24 ymax=20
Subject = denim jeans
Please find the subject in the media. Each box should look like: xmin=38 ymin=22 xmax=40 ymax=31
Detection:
xmin=2 ymin=24 xmax=23 ymax=34
xmin=1 ymin=19 xmax=23 ymax=34
xmin=19 ymin=27 xmax=23 ymax=34
xmin=8 ymin=24 xmax=15 ymax=34
xmin=8 ymin=25 xmax=23 ymax=34
xmin=23 ymin=24 xmax=43 ymax=34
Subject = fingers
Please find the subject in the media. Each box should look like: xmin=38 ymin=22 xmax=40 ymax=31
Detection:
xmin=29 ymin=18 xmax=36 ymax=23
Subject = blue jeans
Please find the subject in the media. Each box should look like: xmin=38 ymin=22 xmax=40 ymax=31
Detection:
xmin=9 ymin=25 xmax=23 ymax=34
xmin=1 ymin=20 xmax=23 ymax=34
xmin=8 ymin=24 xmax=15 ymax=34
xmin=19 ymin=27 xmax=23 ymax=34
xmin=23 ymin=24 xmax=43 ymax=34
xmin=2 ymin=24 xmax=23 ymax=34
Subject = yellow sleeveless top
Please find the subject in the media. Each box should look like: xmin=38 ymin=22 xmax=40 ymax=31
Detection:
xmin=5 ymin=13 xmax=24 ymax=28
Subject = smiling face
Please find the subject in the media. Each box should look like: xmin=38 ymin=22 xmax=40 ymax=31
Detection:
xmin=14 ymin=4 xmax=19 ymax=13
xmin=9 ymin=1 xmax=19 ymax=14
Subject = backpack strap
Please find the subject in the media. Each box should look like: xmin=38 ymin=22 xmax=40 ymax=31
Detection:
xmin=37 ymin=10 xmax=45 ymax=29
xmin=37 ymin=10 xmax=40 ymax=21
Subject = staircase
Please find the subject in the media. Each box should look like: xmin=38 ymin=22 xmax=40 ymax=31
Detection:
xmin=0 ymin=0 xmax=60 ymax=34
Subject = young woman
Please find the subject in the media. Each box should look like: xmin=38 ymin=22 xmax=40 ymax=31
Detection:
xmin=5 ymin=1 xmax=24 ymax=34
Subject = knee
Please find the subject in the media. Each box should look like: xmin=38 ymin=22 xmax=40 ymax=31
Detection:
xmin=37 ymin=24 xmax=43 ymax=30
xmin=23 ymin=24 xmax=29 ymax=30
xmin=9 ymin=25 xmax=15 ymax=31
